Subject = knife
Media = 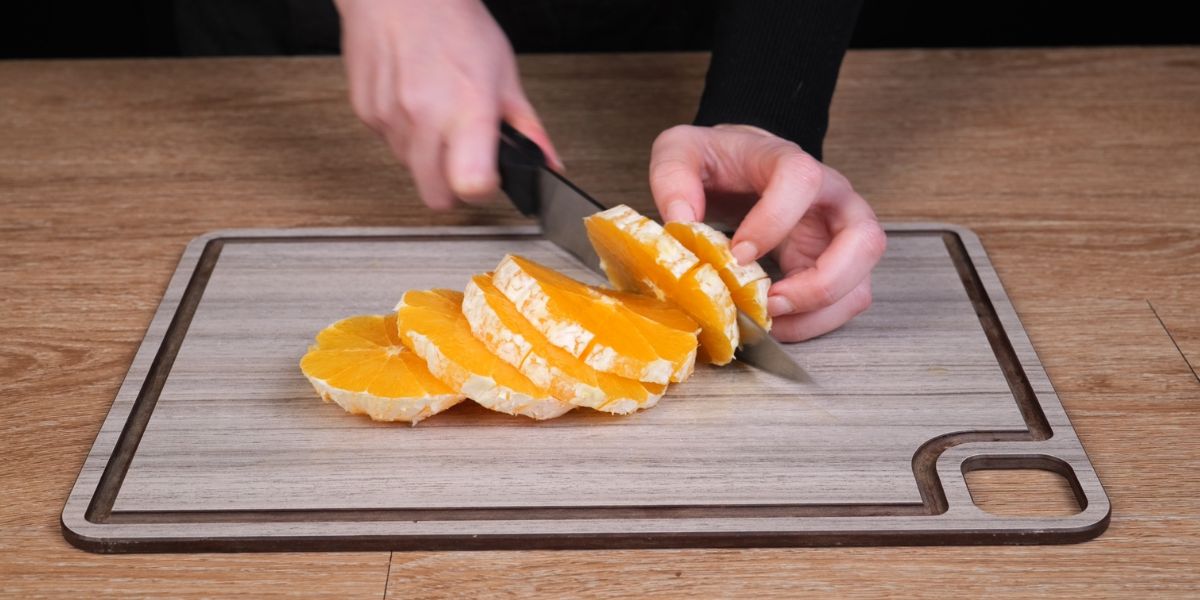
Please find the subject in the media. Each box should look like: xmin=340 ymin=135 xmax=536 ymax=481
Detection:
xmin=496 ymin=121 xmax=812 ymax=384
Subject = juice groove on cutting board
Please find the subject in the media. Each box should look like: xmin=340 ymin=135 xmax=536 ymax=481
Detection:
xmin=60 ymin=225 xmax=1109 ymax=552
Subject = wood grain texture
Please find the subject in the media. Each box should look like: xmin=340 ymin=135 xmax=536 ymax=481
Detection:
xmin=965 ymin=469 xmax=1081 ymax=517
xmin=1149 ymin=300 xmax=1200 ymax=383
xmin=1 ymin=46 xmax=1197 ymax=595
xmin=58 ymin=226 xmax=1107 ymax=550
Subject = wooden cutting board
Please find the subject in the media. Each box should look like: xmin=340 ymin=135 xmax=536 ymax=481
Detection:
xmin=61 ymin=224 xmax=1109 ymax=553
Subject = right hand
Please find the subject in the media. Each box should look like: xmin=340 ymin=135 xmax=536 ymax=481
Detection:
xmin=336 ymin=0 xmax=561 ymax=210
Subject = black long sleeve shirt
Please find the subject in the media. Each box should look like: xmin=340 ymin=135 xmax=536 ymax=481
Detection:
xmin=695 ymin=0 xmax=863 ymax=160
xmin=176 ymin=0 xmax=863 ymax=158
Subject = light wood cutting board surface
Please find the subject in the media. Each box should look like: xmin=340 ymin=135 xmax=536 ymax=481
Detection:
xmin=1 ymin=47 xmax=1198 ymax=597
xmin=59 ymin=226 xmax=1107 ymax=551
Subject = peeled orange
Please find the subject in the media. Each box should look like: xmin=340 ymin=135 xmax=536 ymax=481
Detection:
xmin=463 ymin=274 xmax=666 ymax=414
xmin=396 ymin=289 xmax=573 ymax=420
xmin=299 ymin=314 xmax=466 ymax=424
xmin=492 ymin=254 xmax=698 ymax=384
xmin=585 ymin=205 xmax=740 ymax=365
xmin=664 ymin=221 xmax=772 ymax=331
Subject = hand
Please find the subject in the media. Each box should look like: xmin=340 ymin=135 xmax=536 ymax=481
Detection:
xmin=650 ymin=125 xmax=886 ymax=342
xmin=336 ymin=0 xmax=561 ymax=210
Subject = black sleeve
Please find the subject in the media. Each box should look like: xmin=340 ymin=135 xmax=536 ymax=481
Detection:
xmin=693 ymin=0 xmax=863 ymax=161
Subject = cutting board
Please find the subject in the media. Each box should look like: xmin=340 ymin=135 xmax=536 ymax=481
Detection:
xmin=62 ymin=224 xmax=1109 ymax=552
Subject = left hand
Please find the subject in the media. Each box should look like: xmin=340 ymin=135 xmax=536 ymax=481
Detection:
xmin=649 ymin=124 xmax=887 ymax=342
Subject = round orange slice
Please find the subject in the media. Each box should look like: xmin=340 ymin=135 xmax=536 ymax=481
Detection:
xmin=492 ymin=254 xmax=698 ymax=384
xmin=664 ymin=221 xmax=772 ymax=331
xmin=299 ymin=314 xmax=466 ymax=424
xmin=585 ymin=205 xmax=740 ymax=365
xmin=463 ymin=274 xmax=666 ymax=414
xmin=396 ymin=289 xmax=573 ymax=420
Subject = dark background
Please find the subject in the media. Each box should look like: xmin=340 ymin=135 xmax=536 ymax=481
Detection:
xmin=1 ymin=0 xmax=1196 ymax=59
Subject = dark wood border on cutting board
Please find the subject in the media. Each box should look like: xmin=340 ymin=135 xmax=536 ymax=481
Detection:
xmin=60 ymin=225 xmax=1111 ymax=553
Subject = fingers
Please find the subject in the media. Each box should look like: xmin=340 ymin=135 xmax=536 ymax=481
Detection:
xmin=649 ymin=125 xmax=708 ymax=223
xmin=444 ymin=108 xmax=500 ymax=204
xmin=502 ymin=91 xmax=563 ymax=171
xmin=401 ymin=127 xmax=457 ymax=211
xmin=645 ymin=123 xmax=882 ymax=337
xmin=767 ymin=187 xmax=886 ymax=314
xmin=728 ymin=143 xmax=824 ymax=266
xmin=338 ymin=0 xmax=553 ymax=211
xmin=770 ymin=277 xmax=873 ymax=342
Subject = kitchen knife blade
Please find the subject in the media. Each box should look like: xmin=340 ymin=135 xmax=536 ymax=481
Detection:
xmin=497 ymin=122 xmax=604 ymax=273
xmin=497 ymin=121 xmax=812 ymax=384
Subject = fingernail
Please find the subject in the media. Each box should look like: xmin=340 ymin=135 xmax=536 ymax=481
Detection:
xmin=767 ymin=295 xmax=795 ymax=317
xmin=664 ymin=201 xmax=695 ymax=223
xmin=731 ymin=241 xmax=758 ymax=265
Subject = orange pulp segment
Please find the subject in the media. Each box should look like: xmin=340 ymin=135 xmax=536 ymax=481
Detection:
xmin=664 ymin=221 xmax=772 ymax=331
xmin=464 ymin=274 xmax=666 ymax=414
xmin=299 ymin=314 xmax=466 ymax=424
xmin=492 ymin=254 xmax=697 ymax=384
xmin=597 ymin=288 xmax=701 ymax=334
xmin=396 ymin=289 xmax=573 ymax=420
xmin=585 ymin=205 xmax=740 ymax=365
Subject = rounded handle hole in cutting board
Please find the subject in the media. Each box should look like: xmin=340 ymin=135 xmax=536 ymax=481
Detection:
xmin=963 ymin=456 xmax=1085 ymax=517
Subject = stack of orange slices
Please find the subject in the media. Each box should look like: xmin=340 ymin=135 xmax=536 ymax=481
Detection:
xmin=299 ymin=204 xmax=772 ymax=423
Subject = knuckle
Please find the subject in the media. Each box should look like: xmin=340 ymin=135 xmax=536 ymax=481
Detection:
xmin=825 ymin=167 xmax=852 ymax=191
xmin=782 ymin=152 xmax=824 ymax=191
xmin=397 ymin=86 xmax=439 ymax=120
xmin=861 ymin=222 xmax=889 ymax=259
xmin=349 ymin=92 xmax=379 ymax=127
xmin=377 ymin=101 xmax=407 ymax=130
xmin=850 ymin=285 xmax=873 ymax=315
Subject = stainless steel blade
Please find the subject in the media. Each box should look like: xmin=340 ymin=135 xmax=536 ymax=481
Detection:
xmin=526 ymin=165 xmax=813 ymax=384
xmin=735 ymin=312 xmax=814 ymax=383
xmin=535 ymin=168 xmax=605 ymax=273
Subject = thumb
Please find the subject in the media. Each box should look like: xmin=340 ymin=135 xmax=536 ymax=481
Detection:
xmin=649 ymin=125 xmax=709 ymax=223
xmin=444 ymin=106 xmax=501 ymax=204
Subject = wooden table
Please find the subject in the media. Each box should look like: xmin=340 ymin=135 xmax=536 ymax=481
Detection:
xmin=1 ymin=47 xmax=1197 ymax=597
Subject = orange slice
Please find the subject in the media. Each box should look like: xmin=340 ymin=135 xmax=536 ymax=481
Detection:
xmin=463 ymin=274 xmax=666 ymax=414
xmin=300 ymin=314 xmax=466 ymax=424
xmin=492 ymin=254 xmax=697 ymax=384
xmin=396 ymin=289 xmax=573 ymax=420
xmin=597 ymin=288 xmax=701 ymax=333
xmin=665 ymin=221 xmax=772 ymax=331
xmin=585 ymin=205 xmax=740 ymax=365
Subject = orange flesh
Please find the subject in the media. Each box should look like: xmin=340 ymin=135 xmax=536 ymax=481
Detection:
xmin=396 ymin=290 xmax=549 ymax=398
xmin=466 ymin=274 xmax=664 ymax=412
xmin=597 ymin=288 xmax=700 ymax=333
xmin=396 ymin=289 xmax=570 ymax=420
xmin=300 ymin=315 xmax=456 ymax=398
xmin=494 ymin=255 xmax=697 ymax=383
xmin=664 ymin=221 xmax=772 ymax=330
xmin=585 ymin=207 xmax=739 ymax=365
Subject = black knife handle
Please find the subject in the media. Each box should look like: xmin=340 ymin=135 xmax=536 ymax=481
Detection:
xmin=497 ymin=121 xmax=546 ymax=217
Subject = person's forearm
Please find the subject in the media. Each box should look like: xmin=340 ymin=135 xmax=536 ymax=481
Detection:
xmin=694 ymin=0 xmax=863 ymax=161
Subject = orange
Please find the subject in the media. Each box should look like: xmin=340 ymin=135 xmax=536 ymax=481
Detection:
xmin=585 ymin=205 xmax=740 ymax=365
xmin=299 ymin=314 xmax=466 ymax=424
xmin=665 ymin=221 xmax=772 ymax=331
xmin=395 ymin=289 xmax=573 ymax=420
xmin=492 ymin=254 xmax=698 ymax=384
xmin=464 ymin=274 xmax=666 ymax=414
xmin=597 ymin=288 xmax=702 ymax=333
